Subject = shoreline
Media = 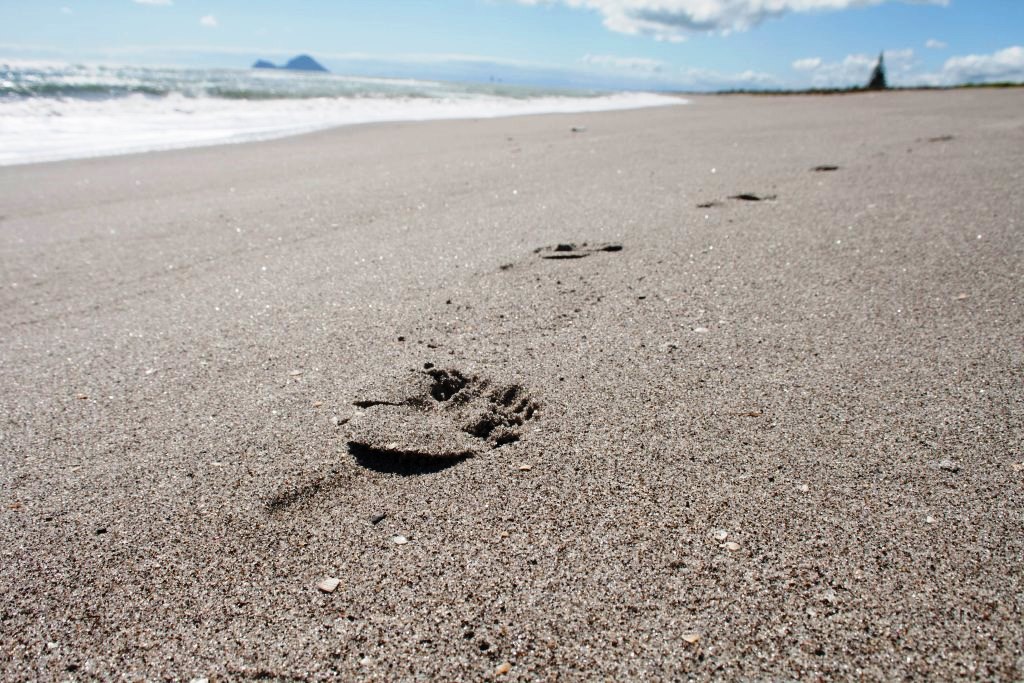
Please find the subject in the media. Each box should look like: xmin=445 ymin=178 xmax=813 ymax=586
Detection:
xmin=0 ymin=90 xmax=685 ymax=168
xmin=1 ymin=89 xmax=1022 ymax=679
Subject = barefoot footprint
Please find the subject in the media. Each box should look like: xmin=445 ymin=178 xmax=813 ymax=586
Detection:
xmin=347 ymin=367 xmax=539 ymax=472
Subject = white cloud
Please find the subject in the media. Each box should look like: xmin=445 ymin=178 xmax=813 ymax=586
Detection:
xmin=885 ymin=48 xmax=914 ymax=62
xmin=925 ymin=38 xmax=946 ymax=49
xmin=792 ymin=57 xmax=822 ymax=71
xmin=582 ymin=54 xmax=665 ymax=71
xmin=133 ymin=0 xmax=173 ymax=5
xmin=579 ymin=52 xmax=775 ymax=87
xmin=939 ymin=46 xmax=1024 ymax=84
xmin=810 ymin=53 xmax=876 ymax=86
xmin=671 ymin=65 xmax=778 ymax=89
xmin=517 ymin=0 xmax=948 ymax=40
xmin=199 ymin=14 xmax=218 ymax=28
xmin=801 ymin=48 xmax=916 ymax=87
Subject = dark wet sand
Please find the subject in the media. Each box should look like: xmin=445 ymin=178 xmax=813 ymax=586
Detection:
xmin=1 ymin=90 xmax=1022 ymax=680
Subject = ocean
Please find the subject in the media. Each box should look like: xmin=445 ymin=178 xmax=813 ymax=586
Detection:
xmin=0 ymin=61 xmax=683 ymax=166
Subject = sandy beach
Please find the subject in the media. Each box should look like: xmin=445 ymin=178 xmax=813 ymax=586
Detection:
xmin=1 ymin=90 xmax=1022 ymax=680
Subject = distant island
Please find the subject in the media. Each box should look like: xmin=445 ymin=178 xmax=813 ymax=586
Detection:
xmin=252 ymin=55 xmax=328 ymax=73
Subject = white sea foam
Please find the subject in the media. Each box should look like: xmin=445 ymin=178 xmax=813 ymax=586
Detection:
xmin=0 ymin=81 xmax=683 ymax=165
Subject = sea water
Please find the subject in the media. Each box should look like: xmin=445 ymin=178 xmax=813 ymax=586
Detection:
xmin=0 ymin=61 xmax=683 ymax=166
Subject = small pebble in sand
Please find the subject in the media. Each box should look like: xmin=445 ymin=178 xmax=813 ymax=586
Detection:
xmin=289 ymin=370 xmax=303 ymax=376
xmin=518 ymin=464 xmax=533 ymax=471
xmin=370 ymin=513 xmax=387 ymax=525
xmin=317 ymin=577 xmax=340 ymax=593
xmin=495 ymin=662 xmax=512 ymax=675
xmin=938 ymin=459 xmax=960 ymax=473
xmin=723 ymin=541 xmax=741 ymax=551
xmin=714 ymin=530 xmax=729 ymax=541
xmin=682 ymin=632 xmax=702 ymax=644
xmin=75 ymin=393 xmax=88 ymax=400
xmin=312 ymin=401 xmax=323 ymax=408
xmin=926 ymin=515 xmax=936 ymax=524
xmin=799 ymin=484 xmax=810 ymax=493
xmin=391 ymin=535 xmax=409 ymax=545
xmin=956 ymin=293 xmax=969 ymax=301
xmin=693 ymin=327 xmax=709 ymax=334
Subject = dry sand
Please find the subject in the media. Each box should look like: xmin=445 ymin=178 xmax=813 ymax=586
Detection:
xmin=1 ymin=90 xmax=1022 ymax=680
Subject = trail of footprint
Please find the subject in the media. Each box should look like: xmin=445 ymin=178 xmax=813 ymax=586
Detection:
xmin=534 ymin=242 xmax=623 ymax=260
xmin=696 ymin=162 xmax=841 ymax=211
xmin=346 ymin=367 xmax=539 ymax=474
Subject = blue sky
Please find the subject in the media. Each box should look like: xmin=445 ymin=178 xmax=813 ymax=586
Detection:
xmin=1 ymin=0 xmax=1022 ymax=90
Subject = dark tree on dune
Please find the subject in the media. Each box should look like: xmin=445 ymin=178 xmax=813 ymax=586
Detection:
xmin=866 ymin=52 xmax=887 ymax=90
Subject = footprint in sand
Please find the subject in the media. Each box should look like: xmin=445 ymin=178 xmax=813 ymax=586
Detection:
xmin=697 ymin=193 xmax=777 ymax=207
xmin=534 ymin=242 xmax=623 ymax=260
xmin=728 ymin=192 xmax=777 ymax=202
xmin=346 ymin=367 xmax=539 ymax=473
